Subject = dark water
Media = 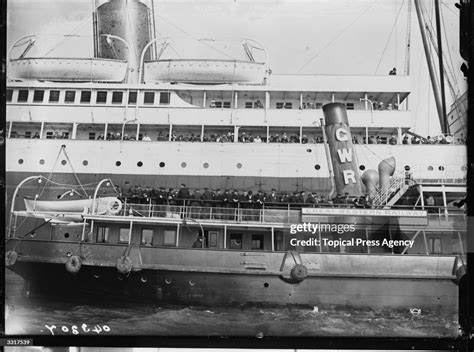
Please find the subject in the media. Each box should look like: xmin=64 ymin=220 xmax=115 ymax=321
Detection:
xmin=5 ymin=271 xmax=460 ymax=338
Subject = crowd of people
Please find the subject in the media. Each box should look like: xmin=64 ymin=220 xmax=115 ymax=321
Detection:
xmin=118 ymin=184 xmax=373 ymax=209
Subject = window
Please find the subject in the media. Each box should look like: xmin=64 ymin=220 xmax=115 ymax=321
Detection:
xmin=208 ymin=231 xmax=218 ymax=248
xmin=141 ymin=229 xmax=153 ymax=246
xmin=96 ymin=91 xmax=107 ymax=103
xmin=6 ymin=89 xmax=13 ymax=102
xmin=49 ymin=90 xmax=60 ymax=103
xmin=112 ymin=91 xmax=123 ymax=104
xmin=65 ymin=91 xmax=76 ymax=103
xmin=163 ymin=230 xmax=176 ymax=246
xmin=119 ymin=228 xmax=130 ymax=243
xmin=80 ymin=91 xmax=92 ymax=103
xmin=315 ymin=102 xmax=323 ymax=109
xmin=284 ymin=102 xmax=292 ymax=109
xmin=24 ymin=131 xmax=31 ymax=139
xmin=96 ymin=226 xmax=109 ymax=243
xmin=429 ymin=238 xmax=442 ymax=254
xmin=128 ymin=91 xmax=137 ymax=104
xmin=144 ymin=92 xmax=155 ymax=104
xmin=251 ymin=234 xmax=264 ymax=250
xmin=230 ymin=234 xmax=242 ymax=249
xmin=159 ymin=92 xmax=170 ymax=105
xmin=223 ymin=101 xmax=231 ymax=108
xmin=346 ymin=102 xmax=354 ymax=110
xmin=245 ymin=102 xmax=253 ymax=109
xmin=18 ymin=90 xmax=29 ymax=102
xmin=88 ymin=132 xmax=96 ymax=140
xmin=33 ymin=90 xmax=44 ymax=102
xmin=276 ymin=102 xmax=284 ymax=109
xmin=214 ymin=101 xmax=223 ymax=108
xmin=46 ymin=131 xmax=53 ymax=139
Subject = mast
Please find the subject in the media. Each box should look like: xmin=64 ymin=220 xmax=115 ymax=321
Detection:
xmin=434 ymin=0 xmax=448 ymax=134
xmin=92 ymin=0 xmax=99 ymax=57
xmin=413 ymin=0 xmax=445 ymax=133
xmin=404 ymin=0 xmax=412 ymax=75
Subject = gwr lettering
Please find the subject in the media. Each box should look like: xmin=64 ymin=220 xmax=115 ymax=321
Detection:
xmin=335 ymin=128 xmax=348 ymax=141
xmin=337 ymin=148 xmax=352 ymax=163
xmin=343 ymin=170 xmax=357 ymax=184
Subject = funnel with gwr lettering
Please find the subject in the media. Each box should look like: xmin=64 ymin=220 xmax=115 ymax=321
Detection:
xmin=323 ymin=103 xmax=363 ymax=197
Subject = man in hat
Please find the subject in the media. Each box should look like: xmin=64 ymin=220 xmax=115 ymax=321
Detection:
xmin=192 ymin=235 xmax=204 ymax=248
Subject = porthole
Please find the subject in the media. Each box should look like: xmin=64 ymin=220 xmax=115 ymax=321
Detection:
xmin=137 ymin=161 xmax=143 ymax=167
xmin=314 ymin=164 xmax=321 ymax=170
xmin=83 ymin=160 xmax=88 ymax=166
xmin=61 ymin=160 xmax=67 ymax=165
xmin=159 ymin=162 xmax=165 ymax=168
xmin=18 ymin=159 xmax=24 ymax=164
xmin=439 ymin=166 xmax=445 ymax=171
xmin=64 ymin=233 xmax=70 ymax=238
xmin=404 ymin=165 xmax=410 ymax=171
xmin=181 ymin=162 xmax=187 ymax=168
xmin=116 ymin=161 xmax=121 ymax=167
xmin=427 ymin=166 xmax=433 ymax=171
xmin=264 ymin=282 xmax=269 ymax=288
xmin=306 ymin=149 xmax=312 ymax=153
xmin=203 ymin=162 xmax=209 ymax=169
xmin=39 ymin=159 xmax=45 ymax=165
xmin=359 ymin=165 xmax=366 ymax=171
xmin=236 ymin=163 xmax=243 ymax=169
xmin=141 ymin=275 xmax=148 ymax=283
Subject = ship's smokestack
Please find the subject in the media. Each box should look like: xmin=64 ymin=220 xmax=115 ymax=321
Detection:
xmin=95 ymin=0 xmax=153 ymax=83
xmin=322 ymin=103 xmax=363 ymax=197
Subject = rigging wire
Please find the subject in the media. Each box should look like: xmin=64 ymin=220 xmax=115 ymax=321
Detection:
xmin=297 ymin=0 xmax=377 ymax=73
xmin=155 ymin=13 xmax=237 ymax=60
xmin=374 ymin=0 xmax=405 ymax=74
xmin=403 ymin=0 xmax=412 ymax=75
xmin=42 ymin=15 xmax=91 ymax=57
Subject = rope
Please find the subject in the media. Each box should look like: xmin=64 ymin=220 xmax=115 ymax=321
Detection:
xmin=61 ymin=147 xmax=88 ymax=197
xmin=39 ymin=146 xmax=64 ymax=197
xmin=374 ymin=0 xmax=405 ymax=74
xmin=297 ymin=0 xmax=377 ymax=73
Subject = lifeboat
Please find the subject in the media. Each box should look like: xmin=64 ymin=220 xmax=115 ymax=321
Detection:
xmin=24 ymin=196 xmax=121 ymax=215
xmin=8 ymin=57 xmax=128 ymax=82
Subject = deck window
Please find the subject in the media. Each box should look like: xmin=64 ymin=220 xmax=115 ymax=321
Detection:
xmin=223 ymin=101 xmax=231 ymax=108
xmin=284 ymin=102 xmax=292 ymax=109
xmin=24 ymin=131 xmax=32 ymax=138
xmin=112 ymin=91 xmax=123 ymax=104
xmin=119 ymin=228 xmax=130 ymax=243
xmin=230 ymin=234 xmax=242 ymax=249
xmin=214 ymin=101 xmax=222 ymax=108
xmin=80 ymin=91 xmax=92 ymax=103
xmin=96 ymin=91 xmax=107 ymax=103
xmin=128 ymin=91 xmax=137 ymax=104
xmin=245 ymin=102 xmax=253 ymax=109
xmin=159 ymin=92 xmax=170 ymax=105
xmin=251 ymin=234 xmax=264 ymax=250
xmin=346 ymin=102 xmax=354 ymax=110
xmin=315 ymin=102 xmax=323 ymax=109
xmin=6 ymin=89 xmax=13 ymax=102
xmin=33 ymin=90 xmax=44 ymax=102
xmin=144 ymin=92 xmax=155 ymax=104
xmin=18 ymin=90 xmax=29 ymax=102
xmin=88 ymin=132 xmax=96 ymax=140
xmin=65 ymin=91 xmax=76 ymax=103
xmin=49 ymin=90 xmax=60 ymax=103
xmin=141 ymin=229 xmax=153 ymax=246
xmin=96 ymin=226 xmax=109 ymax=243
xmin=163 ymin=230 xmax=176 ymax=246
xmin=276 ymin=102 xmax=284 ymax=109
xmin=208 ymin=231 xmax=218 ymax=248
xmin=429 ymin=237 xmax=442 ymax=254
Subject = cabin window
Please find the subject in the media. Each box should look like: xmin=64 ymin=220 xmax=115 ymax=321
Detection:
xmin=214 ymin=101 xmax=223 ymax=108
xmin=45 ymin=131 xmax=53 ymax=139
xmin=346 ymin=102 xmax=354 ymax=110
xmin=245 ymin=102 xmax=253 ymax=109
xmin=96 ymin=91 xmax=107 ymax=103
xmin=33 ymin=90 xmax=44 ymax=102
xmin=88 ymin=132 xmax=96 ymax=140
xmin=429 ymin=237 xmax=442 ymax=254
xmin=230 ymin=234 xmax=242 ymax=249
xmin=128 ymin=91 xmax=137 ymax=104
xmin=112 ymin=91 xmax=123 ymax=104
xmin=65 ymin=91 xmax=76 ymax=103
xmin=284 ymin=102 xmax=292 ymax=109
xmin=144 ymin=92 xmax=155 ymax=104
xmin=18 ymin=90 xmax=29 ymax=102
xmin=223 ymin=101 xmax=231 ymax=108
xmin=315 ymin=102 xmax=323 ymax=109
xmin=163 ymin=230 xmax=176 ymax=246
xmin=80 ymin=91 xmax=92 ymax=103
xmin=24 ymin=131 xmax=31 ymax=139
xmin=96 ymin=226 xmax=109 ymax=243
xmin=6 ymin=89 xmax=13 ymax=102
xmin=208 ymin=231 xmax=218 ymax=248
xmin=159 ymin=92 xmax=170 ymax=105
xmin=251 ymin=234 xmax=264 ymax=250
xmin=119 ymin=228 xmax=130 ymax=243
xmin=276 ymin=102 xmax=284 ymax=109
xmin=141 ymin=229 xmax=153 ymax=246
xmin=49 ymin=90 xmax=60 ymax=103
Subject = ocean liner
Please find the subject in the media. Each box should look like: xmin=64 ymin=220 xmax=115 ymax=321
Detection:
xmin=5 ymin=0 xmax=467 ymax=316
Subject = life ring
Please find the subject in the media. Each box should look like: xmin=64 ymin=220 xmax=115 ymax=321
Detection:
xmin=117 ymin=256 xmax=132 ymax=275
xmin=107 ymin=199 xmax=122 ymax=215
xmin=5 ymin=250 xmax=18 ymax=267
xmin=290 ymin=264 xmax=308 ymax=282
xmin=65 ymin=255 xmax=82 ymax=274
